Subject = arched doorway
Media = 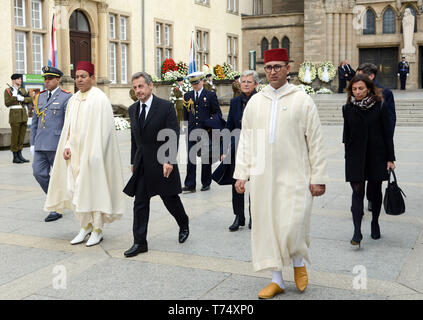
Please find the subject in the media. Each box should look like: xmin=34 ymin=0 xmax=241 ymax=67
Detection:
xmin=69 ymin=10 xmax=91 ymax=81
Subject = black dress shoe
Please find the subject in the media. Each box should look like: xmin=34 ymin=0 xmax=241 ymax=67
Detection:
xmin=182 ymin=187 xmax=196 ymax=193
xmin=200 ymin=185 xmax=210 ymax=191
xmin=248 ymin=218 xmax=252 ymax=230
xmin=229 ymin=216 xmax=245 ymax=232
xmin=44 ymin=212 xmax=63 ymax=222
xmin=179 ymin=228 xmax=189 ymax=243
xmin=367 ymin=201 xmax=373 ymax=212
xmin=124 ymin=243 xmax=148 ymax=257
xmin=17 ymin=150 xmax=29 ymax=163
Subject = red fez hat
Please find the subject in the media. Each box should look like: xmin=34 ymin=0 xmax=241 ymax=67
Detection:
xmin=264 ymin=48 xmax=289 ymax=63
xmin=76 ymin=61 xmax=95 ymax=75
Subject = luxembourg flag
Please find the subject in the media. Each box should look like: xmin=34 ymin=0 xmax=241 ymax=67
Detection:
xmin=48 ymin=11 xmax=57 ymax=67
xmin=188 ymin=31 xmax=196 ymax=74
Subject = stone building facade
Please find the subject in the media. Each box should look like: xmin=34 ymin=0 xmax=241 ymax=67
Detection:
xmin=1 ymin=0 xmax=242 ymax=128
xmin=242 ymin=0 xmax=423 ymax=90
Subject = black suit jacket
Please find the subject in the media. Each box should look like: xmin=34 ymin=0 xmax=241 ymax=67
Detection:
xmin=123 ymin=95 xmax=182 ymax=198
xmin=183 ymin=89 xmax=221 ymax=132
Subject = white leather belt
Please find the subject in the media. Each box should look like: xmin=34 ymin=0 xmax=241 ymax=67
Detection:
xmin=177 ymin=98 xmax=183 ymax=100
xmin=9 ymin=105 xmax=23 ymax=110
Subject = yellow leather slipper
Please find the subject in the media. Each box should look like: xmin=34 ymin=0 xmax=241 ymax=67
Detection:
xmin=258 ymin=282 xmax=284 ymax=299
xmin=294 ymin=266 xmax=308 ymax=292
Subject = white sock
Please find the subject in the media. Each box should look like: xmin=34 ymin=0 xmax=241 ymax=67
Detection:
xmin=293 ymin=255 xmax=305 ymax=267
xmin=272 ymin=271 xmax=285 ymax=289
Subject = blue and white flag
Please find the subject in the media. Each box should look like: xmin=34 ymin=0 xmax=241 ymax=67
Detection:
xmin=48 ymin=11 xmax=57 ymax=67
xmin=188 ymin=31 xmax=196 ymax=74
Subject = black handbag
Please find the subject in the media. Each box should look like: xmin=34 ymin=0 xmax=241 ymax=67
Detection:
xmin=383 ymin=169 xmax=406 ymax=215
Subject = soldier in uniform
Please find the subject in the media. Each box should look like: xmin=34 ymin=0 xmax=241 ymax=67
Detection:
xmin=30 ymin=66 xmax=72 ymax=222
xmin=232 ymin=75 xmax=241 ymax=98
xmin=173 ymin=77 xmax=185 ymax=128
xmin=4 ymin=73 xmax=32 ymax=163
xmin=182 ymin=72 xmax=223 ymax=193
xmin=397 ymin=55 xmax=410 ymax=90
xmin=203 ymin=73 xmax=217 ymax=93
xmin=129 ymin=88 xmax=138 ymax=102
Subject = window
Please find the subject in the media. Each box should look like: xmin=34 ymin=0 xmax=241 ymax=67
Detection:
xmin=271 ymin=37 xmax=279 ymax=49
xmin=15 ymin=31 xmax=26 ymax=73
xmin=14 ymin=0 xmax=47 ymax=74
xmin=227 ymin=35 xmax=238 ymax=70
xmin=109 ymin=12 xmax=130 ymax=84
xmin=253 ymin=0 xmax=263 ymax=15
xmin=363 ymin=9 xmax=376 ymax=35
xmin=121 ymin=44 xmax=127 ymax=84
xmin=14 ymin=0 xmax=25 ymax=27
xmin=282 ymin=36 xmax=290 ymax=57
xmin=120 ymin=16 xmax=127 ymax=41
xmin=32 ymin=33 xmax=43 ymax=74
xmin=227 ymin=0 xmax=238 ymax=14
xmin=155 ymin=21 xmax=173 ymax=76
xmin=109 ymin=14 xmax=116 ymax=39
xmin=195 ymin=28 xmax=210 ymax=68
xmin=109 ymin=43 xmax=116 ymax=84
xmin=383 ymin=8 xmax=395 ymax=34
xmin=32 ymin=0 xmax=42 ymax=29
xmin=261 ymin=37 xmax=269 ymax=59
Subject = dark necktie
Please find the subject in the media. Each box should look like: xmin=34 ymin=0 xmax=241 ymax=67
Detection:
xmin=139 ymin=103 xmax=147 ymax=128
xmin=195 ymin=91 xmax=199 ymax=103
xmin=47 ymin=92 xmax=52 ymax=101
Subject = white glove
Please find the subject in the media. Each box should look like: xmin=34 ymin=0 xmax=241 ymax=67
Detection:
xmin=12 ymin=88 xmax=18 ymax=97
xmin=30 ymin=145 xmax=35 ymax=156
xmin=397 ymin=74 xmax=400 ymax=77
xmin=16 ymin=95 xmax=24 ymax=102
xmin=407 ymin=74 xmax=409 ymax=77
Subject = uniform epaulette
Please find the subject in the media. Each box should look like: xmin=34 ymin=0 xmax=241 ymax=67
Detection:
xmin=61 ymin=89 xmax=72 ymax=94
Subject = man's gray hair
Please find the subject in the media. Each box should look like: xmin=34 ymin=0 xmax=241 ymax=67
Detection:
xmin=241 ymin=70 xmax=260 ymax=84
xmin=132 ymin=72 xmax=153 ymax=85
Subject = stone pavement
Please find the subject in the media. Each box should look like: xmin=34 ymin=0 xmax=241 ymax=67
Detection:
xmin=0 ymin=125 xmax=422 ymax=301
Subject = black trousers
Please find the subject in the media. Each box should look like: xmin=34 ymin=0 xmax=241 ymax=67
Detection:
xmin=184 ymin=139 xmax=211 ymax=189
xmin=231 ymin=182 xmax=251 ymax=221
xmin=133 ymin=174 xmax=189 ymax=245
xmin=350 ymin=181 xmax=382 ymax=238
xmin=400 ymin=75 xmax=407 ymax=90
xmin=338 ymin=78 xmax=346 ymax=93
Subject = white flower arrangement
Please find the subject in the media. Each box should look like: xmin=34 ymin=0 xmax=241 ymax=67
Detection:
xmin=114 ymin=117 xmax=130 ymax=131
xmin=316 ymin=88 xmax=333 ymax=94
xmin=317 ymin=61 xmax=336 ymax=83
xmin=152 ymin=75 xmax=162 ymax=82
xmin=163 ymin=70 xmax=184 ymax=82
xmin=297 ymin=84 xmax=315 ymax=95
xmin=298 ymin=61 xmax=317 ymax=84
xmin=226 ymin=71 xmax=241 ymax=80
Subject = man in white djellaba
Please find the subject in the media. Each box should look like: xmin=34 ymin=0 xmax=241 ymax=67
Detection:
xmin=234 ymin=48 xmax=328 ymax=299
xmin=44 ymin=61 xmax=126 ymax=247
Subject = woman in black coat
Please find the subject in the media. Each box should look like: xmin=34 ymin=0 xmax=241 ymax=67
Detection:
xmin=342 ymin=74 xmax=396 ymax=247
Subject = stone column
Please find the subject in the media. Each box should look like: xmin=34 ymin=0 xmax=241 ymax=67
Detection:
xmin=333 ymin=13 xmax=340 ymax=68
xmin=303 ymin=0 xmax=326 ymax=63
xmin=340 ymin=13 xmax=346 ymax=61
xmin=96 ymin=1 xmax=110 ymax=96
xmin=346 ymin=13 xmax=353 ymax=61
xmin=327 ymin=13 xmax=334 ymax=63
xmin=55 ymin=0 xmax=73 ymax=92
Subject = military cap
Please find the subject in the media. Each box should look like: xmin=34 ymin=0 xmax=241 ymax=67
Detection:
xmin=234 ymin=75 xmax=240 ymax=80
xmin=187 ymin=71 xmax=204 ymax=85
xmin=42 ymin=66 xmax=63 ymax=78
xmin=176 ymin=77 xmax=184 ymax=82
xmin=11 ymin=73 xmax=23 ymax=80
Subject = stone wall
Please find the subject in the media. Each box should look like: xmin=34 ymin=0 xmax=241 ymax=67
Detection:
xmin=272 ymin=0 xmax=304 ymax=14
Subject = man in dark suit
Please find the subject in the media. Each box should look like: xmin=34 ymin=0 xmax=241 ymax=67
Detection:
xmin=123 ymin=72 xmax=189 ymax=258
xmin=344 ymin=60 xmax=356 ymax=81
xmin=182 ymin=72 xmax=223 ymax=193
xmin=397 ymin=55 xmax=410 ymax=90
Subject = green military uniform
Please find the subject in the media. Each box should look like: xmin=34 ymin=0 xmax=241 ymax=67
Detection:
xmin=173 ymin=86 xmax=184 ymax=128
xmin=4 ymin=85 xmax=32 ymax=155
xmin=204 ymin=81 xmax=217 ymax=94
xmin=232 ymin=80 xmax=241 ymax=98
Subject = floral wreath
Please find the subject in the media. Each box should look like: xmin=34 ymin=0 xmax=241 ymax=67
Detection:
xmin=298 ymin=61 xmax=317 ymax=84
xmin=317 ymin=61 xmax=336 ymax=83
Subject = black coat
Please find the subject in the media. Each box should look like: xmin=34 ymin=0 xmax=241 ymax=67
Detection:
xmin=183 ymin=89 xmax=221 ymax=132
xmin=342 ymin=100 xmax=395 ymax=182
xmin=123 ymin=95 xmax=182 ymax=198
